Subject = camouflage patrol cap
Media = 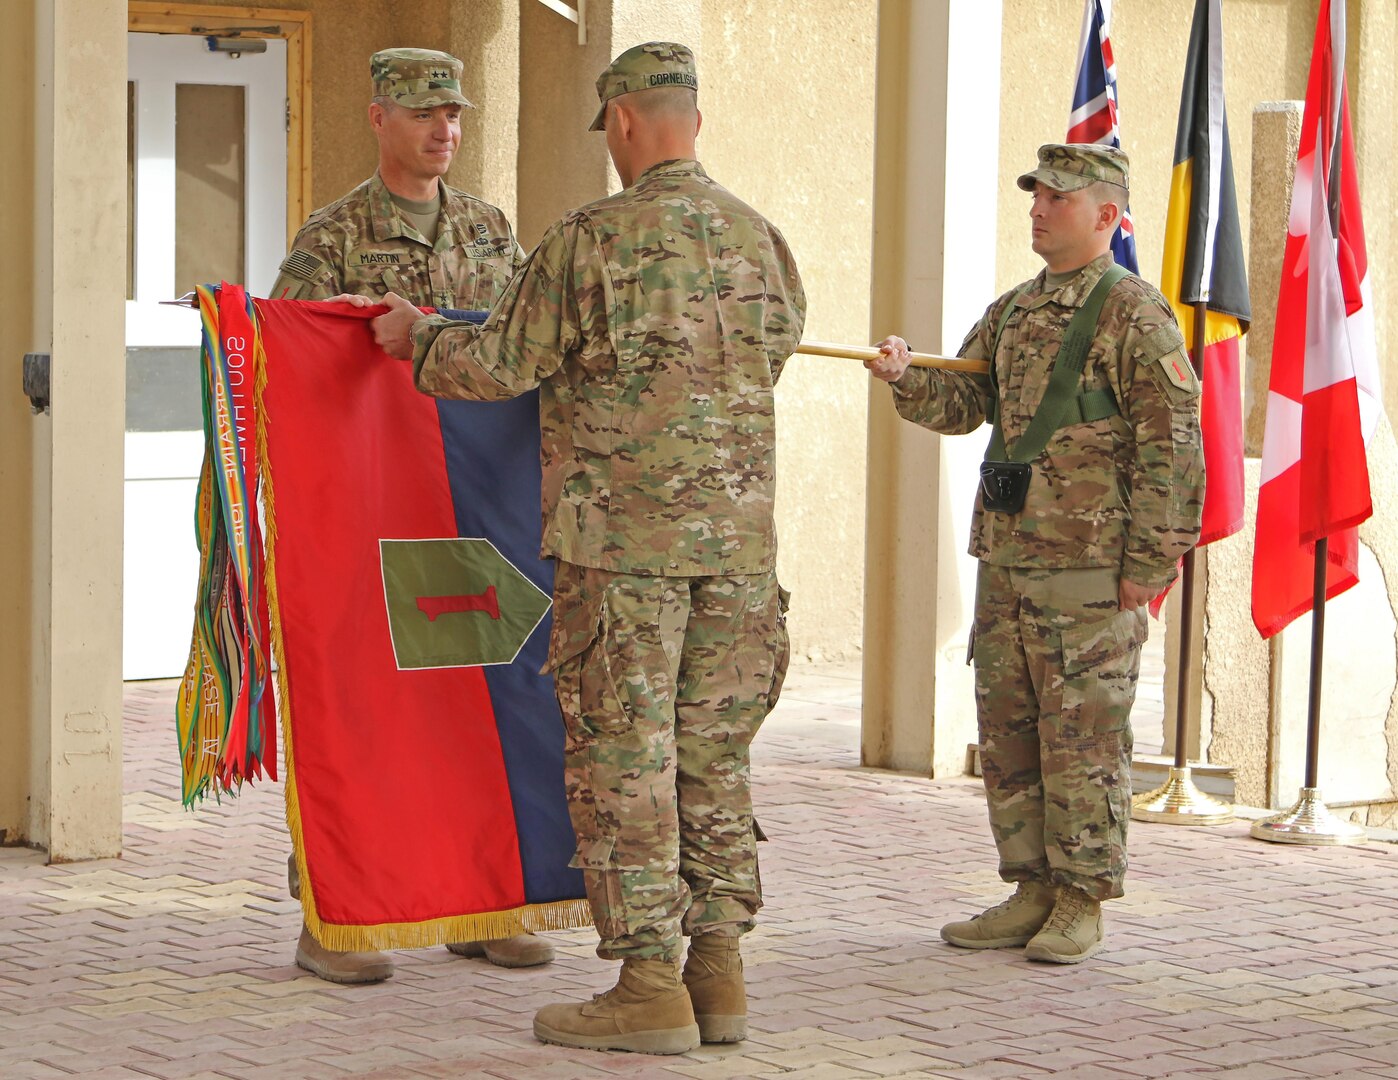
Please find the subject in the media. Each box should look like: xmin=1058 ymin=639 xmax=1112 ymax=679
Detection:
xmin=1016 ymin=143 xmax=1129 ymax=193
xmin=370 ymin=48 xmax=473 ymax=109
xmin=588 ymin=41 xmax=697 ymax=131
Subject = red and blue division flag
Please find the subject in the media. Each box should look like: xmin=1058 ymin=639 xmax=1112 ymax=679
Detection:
xmin=1067 ymin=0 xmax=1138 ymax=272
xmin=1252 ymin=0 xmax=1382 ymax=638
xmin=183 ymin=285 xmax=589 ymax=949
xmin=1160 ymin=0 xmax=1250 ymax=547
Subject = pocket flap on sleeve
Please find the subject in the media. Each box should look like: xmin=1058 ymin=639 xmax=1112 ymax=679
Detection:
xmin=1061 ymin=607 xmax=1149 ymax=676
xmin=567 ymin=834 xmax=616 ymax=870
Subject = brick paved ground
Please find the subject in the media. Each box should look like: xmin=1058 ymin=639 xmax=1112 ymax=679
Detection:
xmin=4 ymin=663 xmax=1398 ymax=1079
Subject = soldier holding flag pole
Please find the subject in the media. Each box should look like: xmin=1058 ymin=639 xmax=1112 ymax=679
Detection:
xmin=868 ymin=143 xmax=1204 ymax=964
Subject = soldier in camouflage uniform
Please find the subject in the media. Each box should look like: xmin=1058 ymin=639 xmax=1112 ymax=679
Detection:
xmin=272 ymin=48 xmax=551 ymax=984
xmin=366 ymin=41 xmax=803 ymax=1054
xmin=271 ymin=48 xmax=522 ymax=308
xmin=868 ymin=144 xmax=1204 ymax=964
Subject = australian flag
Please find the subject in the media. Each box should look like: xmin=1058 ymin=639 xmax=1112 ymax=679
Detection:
xmin=1066 ymin=0 xmax=1138 ymax=273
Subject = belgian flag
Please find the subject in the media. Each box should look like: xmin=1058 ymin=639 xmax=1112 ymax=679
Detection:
xmin=1159 ymin=0 xmax=1251 ymax=545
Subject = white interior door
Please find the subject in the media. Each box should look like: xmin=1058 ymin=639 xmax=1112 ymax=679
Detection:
xmin=124 ymin=32 xmax=287 ymax=680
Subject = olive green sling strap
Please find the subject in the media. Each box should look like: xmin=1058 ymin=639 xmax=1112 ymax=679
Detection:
xmin=984 ymin=261 xmax=1128 ymax=465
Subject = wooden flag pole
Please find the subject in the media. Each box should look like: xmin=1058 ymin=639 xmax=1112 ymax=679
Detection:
xmin=797 ymin=340 xmax=989 ymax=375
xmin=1133 ymin=300 xmax=1234 ymax=825
xmin=1251 ymin=537 xmax=1366 ymax=844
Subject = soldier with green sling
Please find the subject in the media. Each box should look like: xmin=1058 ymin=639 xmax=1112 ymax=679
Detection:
xmin=868 ymin=143 xmax=1204 ymax=964
xmin=270 ymin=48 xmax=550 ymax=984
xmin=363 ymin=42 xmax=804 ymax=1054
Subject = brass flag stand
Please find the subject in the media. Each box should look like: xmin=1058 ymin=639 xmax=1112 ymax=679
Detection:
xmin=1132 ymin=301 xmax=1234 ymax=826
xmin=1251 ymin=537 xmax=1365 ymax=845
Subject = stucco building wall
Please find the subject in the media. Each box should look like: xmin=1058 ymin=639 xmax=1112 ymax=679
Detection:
xmin=0 ymin=1 xmax=38 ymax=843
xmin=701 ymin=0 xmax=878 ymax=661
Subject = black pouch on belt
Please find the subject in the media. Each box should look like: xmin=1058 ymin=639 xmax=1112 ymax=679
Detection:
xmin=978 ymin=460 xmax=1032 ymax=514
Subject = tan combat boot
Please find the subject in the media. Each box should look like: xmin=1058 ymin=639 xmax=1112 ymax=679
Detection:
xmin=940 ymin=881 xmax=1057 ymax=949
xmin=446 ymin=933 xmax=556 ymax=968
xmin=295 ymin=924 xmax=395 ymax=984
xmin=683 ymin=934 xmax=746 ymax=1043
xmin=533 ymin=957 xmax=700 ymax=1055
xmin=1024 ymin=885 xmax=1104 ymax=964
xmin=287 ymin=855 xmax=394 ymax=983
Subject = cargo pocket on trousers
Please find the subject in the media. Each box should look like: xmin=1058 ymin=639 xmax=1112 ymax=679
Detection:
xmin=568 ymin=834 xmax=630 ymax=939
xmin=1046 ymin=730 xmax=1129 ymax=882
xmin=1058 ymin=606 xmax=1149 ymax=738
xmin=545 ymin=587 xmax=634 ymax=739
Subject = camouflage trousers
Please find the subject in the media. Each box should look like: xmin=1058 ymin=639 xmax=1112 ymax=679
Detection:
xmin=548 ymin=561 xmax=789 ymax=961
xmin=971 ymin=563 xmax=1148 ymax=901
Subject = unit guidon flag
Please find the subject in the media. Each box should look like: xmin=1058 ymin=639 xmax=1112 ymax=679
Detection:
xmin=181 ymin=283 xmax=588 ymax=950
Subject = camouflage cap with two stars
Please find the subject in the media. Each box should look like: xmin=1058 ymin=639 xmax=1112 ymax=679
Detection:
xmin=1016 ymin=143 xmax=1129 ymax=193
xmin=370 ymin=48 xmax=473 ymax=109
xmin=588 ymin=41 xmax=697 ymax=131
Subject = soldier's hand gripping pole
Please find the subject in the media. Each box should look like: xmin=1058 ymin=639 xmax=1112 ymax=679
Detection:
xmin=796 ymin=340 xmax=990 ymax=375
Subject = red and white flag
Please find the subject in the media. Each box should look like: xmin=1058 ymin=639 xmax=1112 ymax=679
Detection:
xmin=1252 ymin=0 xmax=1381 ymax=639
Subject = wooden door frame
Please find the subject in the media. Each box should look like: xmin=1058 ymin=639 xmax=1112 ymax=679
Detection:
xmin=127 ymin=2 xmax=312 ymax=245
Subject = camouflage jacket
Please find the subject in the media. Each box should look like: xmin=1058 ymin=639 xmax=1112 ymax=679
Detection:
xmin=411 ymin=159 xmax=806 ymax=576
xmin=269 ymin=172 xmax=523 ymax=309
xmin=890 ymin=253 xmax=1204 ymax=592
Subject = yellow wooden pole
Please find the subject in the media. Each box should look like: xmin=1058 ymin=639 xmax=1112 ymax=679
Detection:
xmin=796 ymin=339 xmax=989 ymax=375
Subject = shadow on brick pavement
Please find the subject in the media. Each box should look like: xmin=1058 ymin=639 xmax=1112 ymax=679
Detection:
xmin=3 ymin=662 xmax=1398 ymax=1079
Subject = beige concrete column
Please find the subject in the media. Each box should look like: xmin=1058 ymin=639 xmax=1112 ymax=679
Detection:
xmin=1242 ymin=104 xmax=1303 ymax=456
xmin=862 ymin=0 xmax=1001 ymax=775
xmin=1200 ymin=103 xmax=1301 ymax=810
xmin=19 ymin=0 xmax=127 ymax=859
xmin=0 ymin=1 xmax=38 ymax=846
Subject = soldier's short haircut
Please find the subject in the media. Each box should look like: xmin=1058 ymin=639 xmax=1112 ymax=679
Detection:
xmin=612 ymin=85 xmax=698 ymax=125
xmin=1089 ymin=181 xmax=1126 ymax=230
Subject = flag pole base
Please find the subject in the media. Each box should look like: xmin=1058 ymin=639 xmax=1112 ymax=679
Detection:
xmin=1131 ymin=766 xmax=1235 ymax=826
xmin=1250 ymin=787 xmax=1366 ymax=845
